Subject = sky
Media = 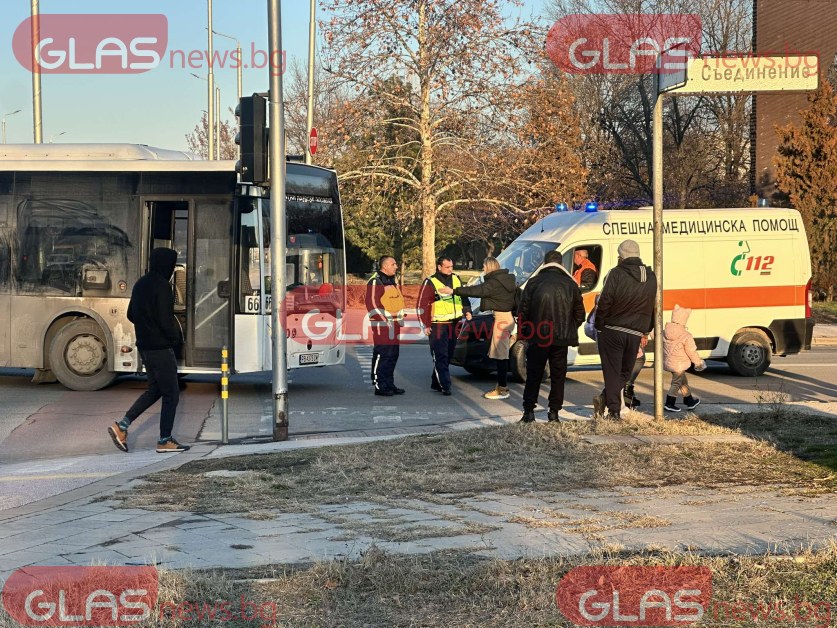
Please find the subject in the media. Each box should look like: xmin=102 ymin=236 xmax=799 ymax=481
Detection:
xmin=0 ymin=0 xmax=547 ymax=151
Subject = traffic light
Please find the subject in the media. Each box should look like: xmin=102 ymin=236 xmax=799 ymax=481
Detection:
xmin=235 ymin=93 xmax=268 ymax=184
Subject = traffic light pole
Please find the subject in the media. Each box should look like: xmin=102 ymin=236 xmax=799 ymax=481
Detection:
xmin=268 ymin=0 xmax=289 ymax=441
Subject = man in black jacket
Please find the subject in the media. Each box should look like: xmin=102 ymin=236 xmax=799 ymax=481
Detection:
xmin=593 ymin=239 xmax=657 ymax=420
xmin=108 ymin=248 xmax=190 ymax=453
xmin=518 ymin=250 xmax=586 ymax=423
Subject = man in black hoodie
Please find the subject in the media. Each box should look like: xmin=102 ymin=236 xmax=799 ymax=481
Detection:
xmin=108 ymin=248 xmax=190 ymax=453
xmin=593 ymin=239 xmax=657 ymax=420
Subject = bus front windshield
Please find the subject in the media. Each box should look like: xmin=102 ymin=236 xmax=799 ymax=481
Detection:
xmin=237 ymin=184 xmax=345 ymax=313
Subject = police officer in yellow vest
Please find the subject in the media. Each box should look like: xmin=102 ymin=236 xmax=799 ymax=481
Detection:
xmin=366 ymin=255 xmax=406 ymax=396
xmin=416 ymin=256 xmax=471 ymax=395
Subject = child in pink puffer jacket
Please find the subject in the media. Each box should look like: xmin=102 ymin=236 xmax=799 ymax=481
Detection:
xmin=663 ymin=305 xmax=706 ymax=412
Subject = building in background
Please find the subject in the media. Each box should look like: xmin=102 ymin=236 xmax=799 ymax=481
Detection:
xmin=752 ymin=0 xmax=837 ymax=198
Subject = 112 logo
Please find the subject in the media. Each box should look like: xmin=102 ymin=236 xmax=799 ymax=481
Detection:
xmin=730 ymin=240 xmax=774 ymax=276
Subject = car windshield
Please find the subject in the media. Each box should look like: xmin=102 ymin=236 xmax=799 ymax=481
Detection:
xmin=495 ymin=240 xmax=559 ymax=285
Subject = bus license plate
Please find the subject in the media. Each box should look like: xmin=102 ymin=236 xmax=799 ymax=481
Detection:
xmin=299 ymin=353 xmax=319 ymax=365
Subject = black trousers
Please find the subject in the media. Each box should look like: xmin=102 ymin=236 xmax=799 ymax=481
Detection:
xmin=371 ymin=328 xmax=400 ymax=392
xmin=598 ymin=328 xmax=642 ymax=415
xmin=429 ymin=321 xmax=457 ymax=390
xmin=522 ymin=343 xmax=569 ymax=412
xmin=124 ymin=348 xmax=180 ymax=439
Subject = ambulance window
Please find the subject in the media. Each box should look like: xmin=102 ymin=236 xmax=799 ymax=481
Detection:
xmin=564 ymin=245 xmax=602 ymax=293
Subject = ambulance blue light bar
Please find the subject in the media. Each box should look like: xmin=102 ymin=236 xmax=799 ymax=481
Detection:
xmin=584 ymin=202 xmax=599 ymax=212
xmin=554 ymin=202 xmax=568 ymax=212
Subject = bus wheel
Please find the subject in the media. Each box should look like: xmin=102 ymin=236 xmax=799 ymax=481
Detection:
xmin=49 ymin=320 xmax=118 ymax=391
xmin=727 ymin=329 xmax=772 ymax=377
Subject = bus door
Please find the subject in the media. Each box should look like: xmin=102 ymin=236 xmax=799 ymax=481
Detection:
xmin=146 ymin=198 xmax=232 ymax=368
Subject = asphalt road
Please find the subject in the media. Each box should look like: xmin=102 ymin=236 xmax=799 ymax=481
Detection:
xmin=1 ymin=344 xmax=835 ymax=458
xmin=0 ymin=344 xmax=835 ymax=510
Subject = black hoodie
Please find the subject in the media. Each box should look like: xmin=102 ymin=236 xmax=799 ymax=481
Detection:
xmin=128 ymin=248 xmax=182 ymax=350
xmin=594 ymin=257 xmax=657 ymax=335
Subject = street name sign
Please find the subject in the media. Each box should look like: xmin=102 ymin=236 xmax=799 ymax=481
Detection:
xmin=671 ymin=55 xmax=819 ymax=94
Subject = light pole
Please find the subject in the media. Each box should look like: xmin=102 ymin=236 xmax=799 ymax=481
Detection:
xmin=212 ymin=30 xmax=242 ymax=101
xmin=48 ymin=131 xmax=66 ymax=143
xmin=191 ymin=73 xmax=220 ymax=159
xmin=2 ymin=109 xmax=22 ymax=144
xmin=206 ymin=0 xmax=216 ymax=160
xmin=31 ymin=0 xmax=43 ymax=143
xmin=306 ymin=0 xmax=315 ymax=164
xmin=215 ymin=86 xmax=221 ymax=160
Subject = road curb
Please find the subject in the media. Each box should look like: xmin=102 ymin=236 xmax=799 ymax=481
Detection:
xmin=812 ymin=336 xmax=837 ymax=346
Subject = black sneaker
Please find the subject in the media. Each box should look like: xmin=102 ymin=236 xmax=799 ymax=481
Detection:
xmin=391 ymin=387 xmax=406 ymax=395
xmin=441 ymin=388 xmax=452 ymax=396
xmin=547 ymin=410 xmax=561 ymax=423
xmin=375 ymin=389 xmax=395 ymax=397
xmin=431 ymin=382 xmax=443 ymax=392
xmin=156 ymin=438 xmax=191 ymax=453
xmin=520 ymin=410 xmax=535 ymax=423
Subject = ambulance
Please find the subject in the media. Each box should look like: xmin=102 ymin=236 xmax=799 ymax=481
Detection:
xmin=453 ymin=206 xmax=814 ymax=379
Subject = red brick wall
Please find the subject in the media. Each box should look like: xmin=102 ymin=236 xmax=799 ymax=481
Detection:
xmin=753 ymin=0 xmax=837 ymax=197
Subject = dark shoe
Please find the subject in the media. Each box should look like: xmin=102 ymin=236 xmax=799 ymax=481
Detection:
xmin=623 ymin=385 xmax=641 ymax=408
xmin=431 ymin=382 xmax=443 ymax=392
xmin=391 ymin=387 xmax=406 ymax=395
xmin=592 ymin=393 xmax=606 ymax=417
xmin=547 ymin=410 xmax=561 ymax=423
xmin=156 ymin=438 xmax=190 ymax=453
xmin=684 ymin=396 xmax=701 ymax=410
xmin=664 ymin=396 xmax=681 ymax=412
xmin=441 ymin=388 xmax=452 ymax=396
xmin=604 ymin=413 xmax=621 ymax=421
xmin=108 ymin=422 xmax=128 ymax=453
xmin=375 ymin=389 xmax=395 ymax=397
xmin=520 ymin=410 xmax=535 ymax=423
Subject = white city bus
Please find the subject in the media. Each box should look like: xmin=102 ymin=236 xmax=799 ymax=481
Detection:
xmin=0 ymin=144 xmax=346 ymax=390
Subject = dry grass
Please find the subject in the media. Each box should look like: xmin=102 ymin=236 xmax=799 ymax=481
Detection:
xmin=3 ymin=544 xmax=831 ymax=627
xmin=113 ymin=412 xmax=836 ymax=516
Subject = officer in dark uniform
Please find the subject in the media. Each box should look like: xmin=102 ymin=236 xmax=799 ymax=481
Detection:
xmin=365 ymin=255 xmax=406 ymax=396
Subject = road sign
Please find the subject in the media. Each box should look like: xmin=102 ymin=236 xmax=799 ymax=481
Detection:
xmin=308 ymin=127 xmax=318 ymax=156
xmin=671 ymin=55 xmax=819 ymax=94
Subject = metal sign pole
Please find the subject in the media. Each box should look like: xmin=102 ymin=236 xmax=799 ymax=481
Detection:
xmin=652 ymin=85 xmax=664 ymax=421
xmin=268 ymin=0 xmax=289 ymax=441
xmin=305 ymin=0 xmax=316 ymax=165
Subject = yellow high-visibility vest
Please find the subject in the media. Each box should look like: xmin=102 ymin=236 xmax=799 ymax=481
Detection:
xmin=429 ymin=275 xmax=463 ymax=322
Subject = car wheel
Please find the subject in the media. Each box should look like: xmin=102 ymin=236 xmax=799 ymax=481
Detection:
xmin=727 ymin=329 xmax=771 ymax=377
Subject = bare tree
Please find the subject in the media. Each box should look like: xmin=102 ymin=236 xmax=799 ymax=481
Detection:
xmin=321 ymin=0 xmax=538 ymax=276
xmin=185 ymin=111 xmax=238 ymax=160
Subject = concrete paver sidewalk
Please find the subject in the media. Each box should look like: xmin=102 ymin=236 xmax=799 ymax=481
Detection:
xmin=1 ymin=401 xmax=835 ymax=579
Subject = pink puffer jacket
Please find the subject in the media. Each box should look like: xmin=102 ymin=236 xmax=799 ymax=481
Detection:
xmin=663 ymin=305 xmax=703 ymax=373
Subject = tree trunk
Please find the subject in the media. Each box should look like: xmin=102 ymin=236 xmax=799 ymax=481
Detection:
xmin=418 ymin=2 xmax=436 ymax=278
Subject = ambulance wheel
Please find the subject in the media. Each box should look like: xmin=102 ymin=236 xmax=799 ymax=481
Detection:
xmin=727 ymin=329 xmax=772 ymax=377
xmin=49 ymin=319 xmax=118 ymax=391
xmin=510 ymin=341 xmax=549 ymax=382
